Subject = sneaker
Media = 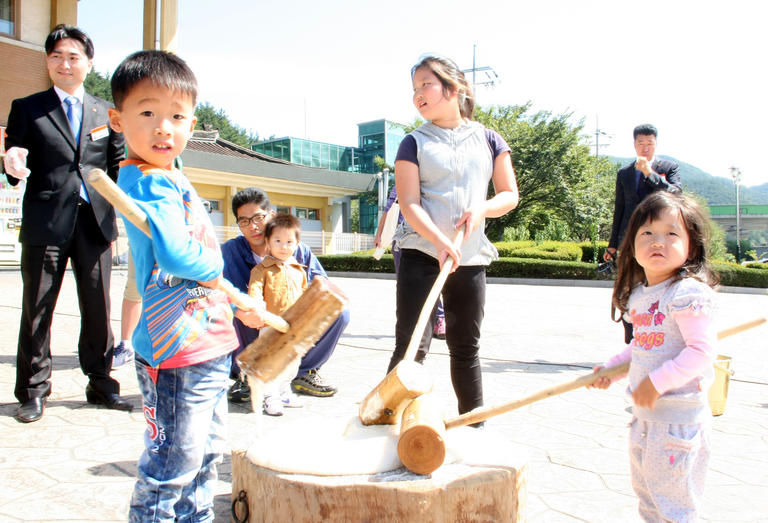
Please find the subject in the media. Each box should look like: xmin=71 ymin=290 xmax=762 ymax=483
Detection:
xmin=433 ymin=317 xmax=446 ymax=340
xmin=263 ymin=394 xmax=284 ymax=416
xmin=228 ymin=378 xmax=251 ymax=403
xmin=291 ymin=370 xmax=337 ymax=397
xmin=280 ymin=389 xmax=304 ymax=408
xmin=112 ymin=342 xmax=134 ymax=369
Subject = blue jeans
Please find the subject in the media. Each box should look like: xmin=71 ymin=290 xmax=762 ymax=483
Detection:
xmin=130 ymin=353 xmax=231 ymax=522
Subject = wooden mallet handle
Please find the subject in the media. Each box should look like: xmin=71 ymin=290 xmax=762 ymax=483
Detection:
xmin=87 ymin=168 xmax=289 ymax=333
xmin=402 ymin=226 xmax=464 ymax=362
xmin=444 ymin=317 xmax=767 ymax=430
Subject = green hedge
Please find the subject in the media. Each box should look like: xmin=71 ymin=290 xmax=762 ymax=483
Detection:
xmin=486 ymin=257 xmax=598 ymax=279
xmin=713 ymin=262 xmax=768 ymax=288
xmin=318 ymin=253 xmax=396 ymax=273
xmin=494 ymin=241 xmax=582 ymax=261
xmin=320 ymin=253 xmax=768 ymax=289
xmin=576 ymin=241 xmax=610 ymax=263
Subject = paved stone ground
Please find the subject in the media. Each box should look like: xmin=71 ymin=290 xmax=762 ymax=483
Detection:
xmin=0 ymin=267 xmax=766 ymax=522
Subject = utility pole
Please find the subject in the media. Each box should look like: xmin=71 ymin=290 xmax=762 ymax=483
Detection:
xmin=461 ymin=44 xmax=498 ymax=94
xmin=592 ymin=116 xmax=611 ymax=158
xmin=730 ymin=166 xmax=742 ymax=263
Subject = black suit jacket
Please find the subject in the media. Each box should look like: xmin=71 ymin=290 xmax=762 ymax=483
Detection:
xmin=608 ymin=157 xmax=681 ymax=249
xmin=5 ymin=88 xmax=124 ymax=245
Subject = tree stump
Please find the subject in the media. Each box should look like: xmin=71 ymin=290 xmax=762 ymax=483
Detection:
xmin=231 ymin=419 xmax=527 ymax=522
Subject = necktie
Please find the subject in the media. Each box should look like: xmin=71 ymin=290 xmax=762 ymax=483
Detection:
xmin=65 ymin=96 xmax=81 ymax=143
xmin=65 ymin=96 xmax=90 ymax=202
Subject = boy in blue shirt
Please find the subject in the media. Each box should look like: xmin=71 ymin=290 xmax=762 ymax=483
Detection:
xmin=107 ymin=50 xmax=258 ymax=521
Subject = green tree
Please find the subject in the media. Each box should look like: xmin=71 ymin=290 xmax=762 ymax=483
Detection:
xmin=85 ymin=72 xmax=260 ymax=151
xmin=84 ymin=70 xmax=113 ymax=102
xmin=194 ymin=102 xmax=258 ymax=147
xmin=475 ymin=104 xmax=616 ymax=242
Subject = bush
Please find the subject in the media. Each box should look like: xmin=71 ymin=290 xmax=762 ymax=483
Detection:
xmin=713 ymin=262 xmax=768 ymax=288
xmin=494 ymin=241 xmax=536 ymax=256
xmin=322 ymin=248 xmax=768 ymax=289
xmin=742 ymin=262 xmax=768 ymax=271
xmin=318 ymin=253 xmax=395 ymax=273
xmin=577 ymin=240 xmax=609 ymax=263
xmin=494 ymin=241 xmax=581 ymax=261
xmin=486 ymin=257 xmax=598 ymax=279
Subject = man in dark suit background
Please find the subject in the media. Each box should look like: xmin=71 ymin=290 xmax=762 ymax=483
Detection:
xmin=603 ymin=123 xmax=682 ymax=341
xmin=3 ymin=24 xmax=131 ymax=422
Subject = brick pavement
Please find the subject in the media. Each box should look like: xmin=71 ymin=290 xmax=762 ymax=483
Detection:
xmin=0 ymin=268 xmax=766 ymax=521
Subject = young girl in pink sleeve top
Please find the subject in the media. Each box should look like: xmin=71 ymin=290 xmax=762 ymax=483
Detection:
xmin=589 ymin=191 xmax=719 ymax=522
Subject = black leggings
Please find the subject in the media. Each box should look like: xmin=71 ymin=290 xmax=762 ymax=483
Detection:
xmin=388 ymin=249 xmax=486 ymax=415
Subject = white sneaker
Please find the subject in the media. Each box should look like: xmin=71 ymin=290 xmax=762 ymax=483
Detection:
xmin=280 ymin=390 xmax=304 ymax=408
xmin=263 ymin=394 xmax=284 ymax=416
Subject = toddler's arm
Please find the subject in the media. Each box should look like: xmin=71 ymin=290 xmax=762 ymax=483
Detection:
xmin=588 ymin=345 xmax=632 ymax=389
xmin=648 ymin=310 xmax=716 ymax=395
xmin=247 ymin=265 xmax=268 ymax=307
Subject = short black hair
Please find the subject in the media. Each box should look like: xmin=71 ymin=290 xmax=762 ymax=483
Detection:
xmin=45 ymin=24 xmax=94 ymax=59
xmin=111 ymin=50 xmax=197 ymax=110
xmin=231 ymin=187 xmax=271 ymax=217
xmin=633 ymin=124 xmax=658 ymax=139
xmin=265 ymin=213 xmax=301 ymax=241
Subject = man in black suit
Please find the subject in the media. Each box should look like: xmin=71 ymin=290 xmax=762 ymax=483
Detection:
xmin=3 ymin=25 xmax=131 ymax=422
xmin=604 ymin=123 xmax=682 ymax=341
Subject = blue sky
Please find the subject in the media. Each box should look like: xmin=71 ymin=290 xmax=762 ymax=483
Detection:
xmin=78 ymin=0 xmax=766 ymax=188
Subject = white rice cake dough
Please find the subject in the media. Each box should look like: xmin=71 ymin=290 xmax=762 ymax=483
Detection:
xmin=244 ymin=414 xmax=525 ymax=477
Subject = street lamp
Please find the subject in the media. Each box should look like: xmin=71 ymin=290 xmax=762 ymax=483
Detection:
xmin=730 ymin=166 xmax=742 ymax=263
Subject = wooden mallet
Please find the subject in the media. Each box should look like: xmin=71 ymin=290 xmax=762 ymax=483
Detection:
xmin=359 ymin=227 xmax=464 ymax=426
xmin=88 ymin=168 xmax=289 ymax=332
xmin=88 ymin=168 xmax=348 ymax=388
xmin=398 ymin=317 xmax=766 ymax=475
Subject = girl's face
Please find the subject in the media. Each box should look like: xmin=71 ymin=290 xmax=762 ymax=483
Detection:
xmin=267 ymin=227 xmax=298 ymax=262
xmin=412 ymin=66 xmax=460 ymax=125
xmin=633 ymin=206 xmax=691 ymax=286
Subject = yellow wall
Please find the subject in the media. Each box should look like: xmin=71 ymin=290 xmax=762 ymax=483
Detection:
xmin=194 ymin=184 xmax=330 ymax=230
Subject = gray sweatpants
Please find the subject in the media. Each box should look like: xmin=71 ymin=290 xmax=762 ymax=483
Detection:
xmin=629 ymin=417 xmax=710 ymax=522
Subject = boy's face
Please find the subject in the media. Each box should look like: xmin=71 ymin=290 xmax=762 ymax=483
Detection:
xmin=108 ymin=79 xmax=197 ymax=169
xmin=266 ymin=227 xmax=298 ymax=262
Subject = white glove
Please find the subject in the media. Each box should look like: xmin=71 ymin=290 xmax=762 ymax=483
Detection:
xmin=3 ymin=147 xmax=31 ymax=180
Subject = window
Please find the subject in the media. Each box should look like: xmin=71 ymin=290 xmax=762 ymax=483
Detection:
xmin=294 ymin=207 xmax=319 ymax=220
xmin=276 ymin=206 xmax=290 ymax=215
xmin=204 ymin=199 xmax=221 ymax=212
xmin=0 ymin=0 xmax=14 ymax=36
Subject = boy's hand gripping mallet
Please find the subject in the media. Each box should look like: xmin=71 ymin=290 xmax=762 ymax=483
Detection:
xmin=87 ymin=168 xmax=289 ymax=332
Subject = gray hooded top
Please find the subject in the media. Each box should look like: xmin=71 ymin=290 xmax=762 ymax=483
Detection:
xmin=394 ymin=120 xmax=499 ymax=265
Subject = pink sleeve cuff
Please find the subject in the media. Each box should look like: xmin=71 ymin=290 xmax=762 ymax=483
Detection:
xmin=604 ymin=345 xmax=632 ymax=383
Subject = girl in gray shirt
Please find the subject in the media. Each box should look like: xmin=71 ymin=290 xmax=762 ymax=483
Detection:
xmin=388 ymin=54 xmax=519 ymax=417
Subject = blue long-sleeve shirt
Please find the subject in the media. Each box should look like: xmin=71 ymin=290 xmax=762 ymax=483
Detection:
xmin=117 ymin=160 xmax=238 ymax=367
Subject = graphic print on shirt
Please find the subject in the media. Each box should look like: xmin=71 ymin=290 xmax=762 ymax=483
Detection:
xmin=141 ymin=172 xmax=234 ymax=364
xmin=630 ymin=300 xmax=666 ymax=350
